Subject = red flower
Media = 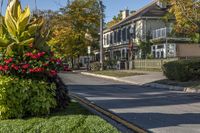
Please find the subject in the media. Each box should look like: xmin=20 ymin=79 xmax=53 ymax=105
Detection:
xmin=49 ymin=70 xmax=57 ymax=76
xmin=25 ymin=52 xmax=33 ymax=57
xmin=56 ymin=59 xmax=62 ymax=64
xmin=43 ymin=63 xmax=49 ymax=67
xmin=22 ymin=64 xmax=30 ymax=69
xmin=29 ymin=67 xmax=45 ymax=73
xmin=4 ymin=58 xmax=13 ymax=64
xmin=0 ymin=65 xmax=3 ymax=71
xmin=22 ymin=70 xmax=26 ymax=73
xmin=31 ymin=54 xmax=39 ymax=59
xmin=11 ymin=64 xmax=19 ymax=70
xmin=3 ymin=65 xmax=9 ymax=71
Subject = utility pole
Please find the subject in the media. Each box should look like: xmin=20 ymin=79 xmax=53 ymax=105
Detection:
xmin=99 ymin=0 xmax=104 ymax=71
xmin=67 ymin=0 xmax=70 ymax=7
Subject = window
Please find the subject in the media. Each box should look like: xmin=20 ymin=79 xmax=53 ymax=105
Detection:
xmin=127 ymin=26 xmax=131 ymax=40
xmin=110 ymin=33 xmax=113 ymax=44
xmin=161 ymin=51 xmax=164 ymax=58
xmin=122 ymin=28 xmax=126 ymax=41
xmin=157 ymin=45 xmax=164 ymax=49
xmin=107 ymin=34 xmax=109 ymax=45
xmin=117 ymin=29 xmax=121 ymax=42
xmin=103 ymin=35 xmax=106 ymax=46
xmin=114 ymin=31 xmax=117 ymax=43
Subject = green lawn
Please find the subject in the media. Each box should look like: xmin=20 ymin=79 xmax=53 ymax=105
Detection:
xmin=0 ymin=102 xmax=119 ymax=133
xmin=91 ymin=70 xmax=144 ymax=78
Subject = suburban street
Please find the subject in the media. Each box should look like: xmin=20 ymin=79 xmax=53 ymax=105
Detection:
xmin=60 ymin=72 xmax=200 ymax=133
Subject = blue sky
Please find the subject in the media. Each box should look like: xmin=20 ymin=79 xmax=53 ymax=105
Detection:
xmin=1 ymin=0 xmax=153 ymax=22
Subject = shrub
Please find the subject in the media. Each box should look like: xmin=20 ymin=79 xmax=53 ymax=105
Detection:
xmin=90 ymin=62 xmax=101 ymax=71
xmin=103 ymin=60 xmax=117 ymax=70
xmin=0 ymin=76 xmax=57 ymax=120
xmin=162 ymin=59 xmax=200 ymax=81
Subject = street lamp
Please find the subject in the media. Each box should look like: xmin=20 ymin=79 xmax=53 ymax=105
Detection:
xmin=99 ymin=0 xmax=104 ymax=71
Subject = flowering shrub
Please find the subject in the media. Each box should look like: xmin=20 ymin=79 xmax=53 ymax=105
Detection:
xmin=0 ymin=50 xmax=67 ymax=78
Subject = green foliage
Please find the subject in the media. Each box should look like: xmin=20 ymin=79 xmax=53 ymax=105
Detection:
xmin=90 ymin=62 xmax=101 ymax=71
xmin=106 ymin=12 xmax=122 ymax=28
xmin=0 ymin=76 xmax=57 ymax=120
xmin=166 ymin=0 xmax=200 ymax=38
xmin=48 ymin=0 xmax=100 ymax=59
xmin=162 ymin=60 xmax=200 ymax=81
xmin=103 ymin=60 xmax=117 ymax=70
xmin=0 ymin=102 xmax=119 ymax=133
xmin=0 ymin=0 xmax=49 ymax=56
xmin=139 ymin=40 xmax=153 ymax=59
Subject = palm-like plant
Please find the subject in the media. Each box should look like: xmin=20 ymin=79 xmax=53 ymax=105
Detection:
xmin=0 ymin=0 xmax=47 ymax=56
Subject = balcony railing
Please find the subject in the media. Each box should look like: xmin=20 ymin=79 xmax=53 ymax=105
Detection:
xmin=152 ymin=27 xmax=172 ymax=39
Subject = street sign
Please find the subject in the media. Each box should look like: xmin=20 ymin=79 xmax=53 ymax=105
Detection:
xmin=87 ymin=46 xmax=91 ymax=54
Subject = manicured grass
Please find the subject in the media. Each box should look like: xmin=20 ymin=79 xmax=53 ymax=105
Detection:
xmin=0 ymin=102 xmax=119 ymax=133
xmin=91 ymin=70 xmax=144 ymax=78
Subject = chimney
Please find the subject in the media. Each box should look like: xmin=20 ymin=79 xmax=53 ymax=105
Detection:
xmin=122 ymin=9 xmax=129 ymax=19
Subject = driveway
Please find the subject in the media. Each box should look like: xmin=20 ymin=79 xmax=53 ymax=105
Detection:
xmin=59 ymin=72 xmax=200 ymax=133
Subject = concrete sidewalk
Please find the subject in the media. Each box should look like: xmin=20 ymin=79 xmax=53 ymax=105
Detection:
xmin=81 ymin=70 xmax=185 ymax=91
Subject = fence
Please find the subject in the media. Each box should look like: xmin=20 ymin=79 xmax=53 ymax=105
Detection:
xmin=133 ymin=58 xmax=178 ymax=70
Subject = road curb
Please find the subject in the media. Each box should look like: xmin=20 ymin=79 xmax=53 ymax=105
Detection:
xmin=81 ymin=72 xmax=185 ymax=92
xmin=81 ymin=72 xmax=143 ymax=85
xmin=70 ymin=93 xmax=149 ymax=133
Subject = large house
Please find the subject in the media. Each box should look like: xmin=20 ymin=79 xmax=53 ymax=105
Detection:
xmin=101 ymin=0 xmax=192 ymax=66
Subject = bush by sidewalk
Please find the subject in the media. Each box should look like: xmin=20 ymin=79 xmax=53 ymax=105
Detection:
xmin=162 ymin=59 xmax=200 ymax=82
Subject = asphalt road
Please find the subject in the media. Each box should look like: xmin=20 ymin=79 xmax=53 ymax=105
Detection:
xmin=59 ymin=72 xmax=200 ymax=133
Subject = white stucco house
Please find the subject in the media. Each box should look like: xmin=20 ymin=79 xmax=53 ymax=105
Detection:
xmin=100 ymin=0 xmax=192 ymax=66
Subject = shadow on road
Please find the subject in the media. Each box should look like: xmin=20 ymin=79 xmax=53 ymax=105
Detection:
xmin=68 ymin=84 xmax=200 ymax=130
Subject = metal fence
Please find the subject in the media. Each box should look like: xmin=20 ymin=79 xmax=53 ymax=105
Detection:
xmin=133 ymin=58 xmax=178 ymax=70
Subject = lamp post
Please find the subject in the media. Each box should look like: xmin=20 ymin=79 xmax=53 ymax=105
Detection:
xmin=99 ymin=0 xmax=104 ymax=71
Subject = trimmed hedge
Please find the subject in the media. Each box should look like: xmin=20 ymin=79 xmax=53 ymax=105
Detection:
xmin=0 ymin=76 xmax=57 ymax=120
xmin=162 ymin=59 xmax=200 ymax=82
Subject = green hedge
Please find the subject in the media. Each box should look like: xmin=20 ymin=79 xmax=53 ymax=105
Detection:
xmin=162 ymin=60 xmax=200 ymax=81
xmin=0 ymin=76 xmax=57 ymax=120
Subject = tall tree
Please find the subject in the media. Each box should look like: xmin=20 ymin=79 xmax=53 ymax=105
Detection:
xmin=48 ymin=0 xmax=101 ymax=60
xmin=166 ymin=0 xmax=200 ymax=41
xmin=106 ymin=12 xmax=122 ymax=28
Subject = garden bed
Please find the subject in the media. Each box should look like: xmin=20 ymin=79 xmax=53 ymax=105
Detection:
xmin=0 ymin=101 xmax=119 ymax=133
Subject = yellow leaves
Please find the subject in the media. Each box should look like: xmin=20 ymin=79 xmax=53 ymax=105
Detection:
xmin=5 ymin=0 xmax=31 ymax=37
xmin=1 ymin=0 xmax=47 ymax=56
xmin=18 ymin=6 xmax=31 ymax=33
xmin=168 ymin=0 xmax=199 ymax=35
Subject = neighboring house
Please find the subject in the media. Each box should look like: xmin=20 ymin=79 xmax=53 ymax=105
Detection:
xmin=150 ymin=27 xmax=191 ymax=59
xmin=103 ymin=0 xmax=170 ymax=61
xmin=102 ymin=0 xmax=195 ymax=62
